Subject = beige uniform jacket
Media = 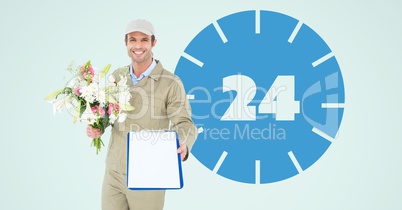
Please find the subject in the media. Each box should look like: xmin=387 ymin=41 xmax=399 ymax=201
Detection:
xmin=106 ymin=60 xmax=198 ymax=174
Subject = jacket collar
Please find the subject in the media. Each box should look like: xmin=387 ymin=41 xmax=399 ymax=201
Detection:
xmin=127 ymin=60 xmax=163 ymax=87
xmin=148 ymin=59 xmax=163 ymax=82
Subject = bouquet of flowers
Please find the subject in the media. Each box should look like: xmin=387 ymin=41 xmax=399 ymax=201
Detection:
xmin=45 ymin=61 xmax=134 ymax=154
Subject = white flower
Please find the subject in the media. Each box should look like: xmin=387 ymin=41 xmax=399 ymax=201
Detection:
xmin=80 ymin=85 xmax=90 ymax=96
xmin=117 ymin=112 xmax=127 ymax=123
xmin=88 ymin=82 xmax=98 ymax=92
xmin=92 ymin=74 xmax=99 ymax=83
xmin=80 ymin=82 xmax=99 ymax=104
xmin=119 ymin=91 xmax=131 ymax=105
xmin=79 ymin=80 xmax=87 ymax=88
xmin=106 ymin=85 xmax=118 ymax=95
xmin=51 ymin=95 xmax=71 ymax=115
xmin=109 ymin=113 xmax=117 ymax=124
xmin=80 ymin=102 xmax=99 ymax=123
xmin=65 ymin=97 xmax=79 ymax=116
xmin=80 ymin=86 xmax=93 ymax=103
xmin=106 ymin=76 xmax=118 ymax=94
xmin=98 ymin=90 xmax=106 ymax=107
xmin=108 ymin=75 xmax=116 ymax=83
xmin=88 ymin=96 xmax=96 ymax=104
xmin=118 ymin=76 xmax=128 ymax=87
xmin=106 ymin=95 xmax=117 ymax=104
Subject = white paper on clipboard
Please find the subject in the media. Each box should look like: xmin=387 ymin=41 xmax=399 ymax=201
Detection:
xmin=126 ymin=130 xmax=183 ymax=190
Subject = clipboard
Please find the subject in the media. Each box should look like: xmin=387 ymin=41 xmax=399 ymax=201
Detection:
xmin=126 ymin=130 xmax=184 ymax=190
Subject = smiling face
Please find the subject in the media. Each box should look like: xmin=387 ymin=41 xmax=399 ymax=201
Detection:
xmin=125 ymin=31 xmax=156 ymax=65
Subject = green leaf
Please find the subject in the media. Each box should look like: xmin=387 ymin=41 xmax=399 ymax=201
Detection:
xmin=85 ymin=60 xmax=91 ymax=68
xmin=103 ymin=113 xmax=110 ymax=129
xmin=100 ymin=64 xmax=111 ymax=79
xmin=86 ymin=75 xmax=91 ymax=85
xmin=64 ymin=87 xmax=72 ymax=95
xmin=118 ymin=103 xmax=135 ymax=111
xmin=79 ymin=99 xmax=86 ymax=115
xmin=73 ymin=100 xmax=81 ymax=123
xmin=44 ymin=89 xmax=64 ymax=101
xmin=106 ymin=95 xmax=117 ymax=103
xmin=100 ymin=125 xmax=105 ymax=134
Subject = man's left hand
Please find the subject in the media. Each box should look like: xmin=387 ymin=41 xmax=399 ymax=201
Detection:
xmin=177 ymin=141 xmax=188 ymax=161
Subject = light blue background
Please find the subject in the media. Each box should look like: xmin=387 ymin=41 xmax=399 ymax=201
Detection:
xmin=1 ymin=0 xmax=401 ymax=209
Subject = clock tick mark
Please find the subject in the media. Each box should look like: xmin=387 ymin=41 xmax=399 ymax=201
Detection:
xmin=213 ymin=21 xmax=228 ymax=43
xmin=255 ymin=160 xmax=261 ymax=184
xmin=288 ymin=21 xmax=303 ymax=43
xmin=213 ymin=151 xmax=228 ymax=173
xmin=312 ymin=52 xmax=334 ymax=67
xmin=288 ymin=151 xmax=303 ymax=173
xmin=312 ymin=127 xmax=337 ymax=142
xmin=182 ymin=52 xmax=204 ymax=68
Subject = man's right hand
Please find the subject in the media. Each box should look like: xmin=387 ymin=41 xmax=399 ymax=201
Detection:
xmin=86 ymin=125 xmax=102 ymax=138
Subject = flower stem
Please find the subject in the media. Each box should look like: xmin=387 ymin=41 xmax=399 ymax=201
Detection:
xmin=92 ymin=137 xmax=105 ymax=155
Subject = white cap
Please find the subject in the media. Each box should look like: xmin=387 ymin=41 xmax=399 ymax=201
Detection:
xmin=125 ymin=19 xmax=155 ymax=36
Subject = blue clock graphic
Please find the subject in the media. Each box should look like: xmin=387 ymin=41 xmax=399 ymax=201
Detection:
xmin=175 ymin=10 xmax=345 ymax=183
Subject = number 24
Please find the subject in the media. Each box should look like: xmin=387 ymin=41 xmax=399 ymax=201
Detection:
xmin=221 ymin=75 xmax=300 ymax=121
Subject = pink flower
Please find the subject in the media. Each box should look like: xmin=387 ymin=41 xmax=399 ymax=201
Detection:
xmin=75 ymin=88 xmax=82 ymax=96
xmin=80 ymin=64 xmax=95 ymax=81
xmin=91 ymin=105 xmax=105 ymax=117
xmin=107 ymin=104 xmax=113 ymax=115
xmin=87 ymin=66 xmax=95 ymax=78
xmin=114 ymin=104 xmax=120 ymax=113
xmin=107 ymin=103 xmax=120 ymax=115
xmin=98 ymin=107 xmax=105 ymax=117
xmin=91 ymin=105 xmax=98 ymax=114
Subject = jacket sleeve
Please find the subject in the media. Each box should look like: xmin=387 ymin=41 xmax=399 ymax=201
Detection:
xmin=166 ymin=76 xmax=198 ymax=158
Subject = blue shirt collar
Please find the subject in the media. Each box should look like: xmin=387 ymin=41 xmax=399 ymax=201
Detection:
xmin=129 ymin=59 xmax=157 ymax=85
